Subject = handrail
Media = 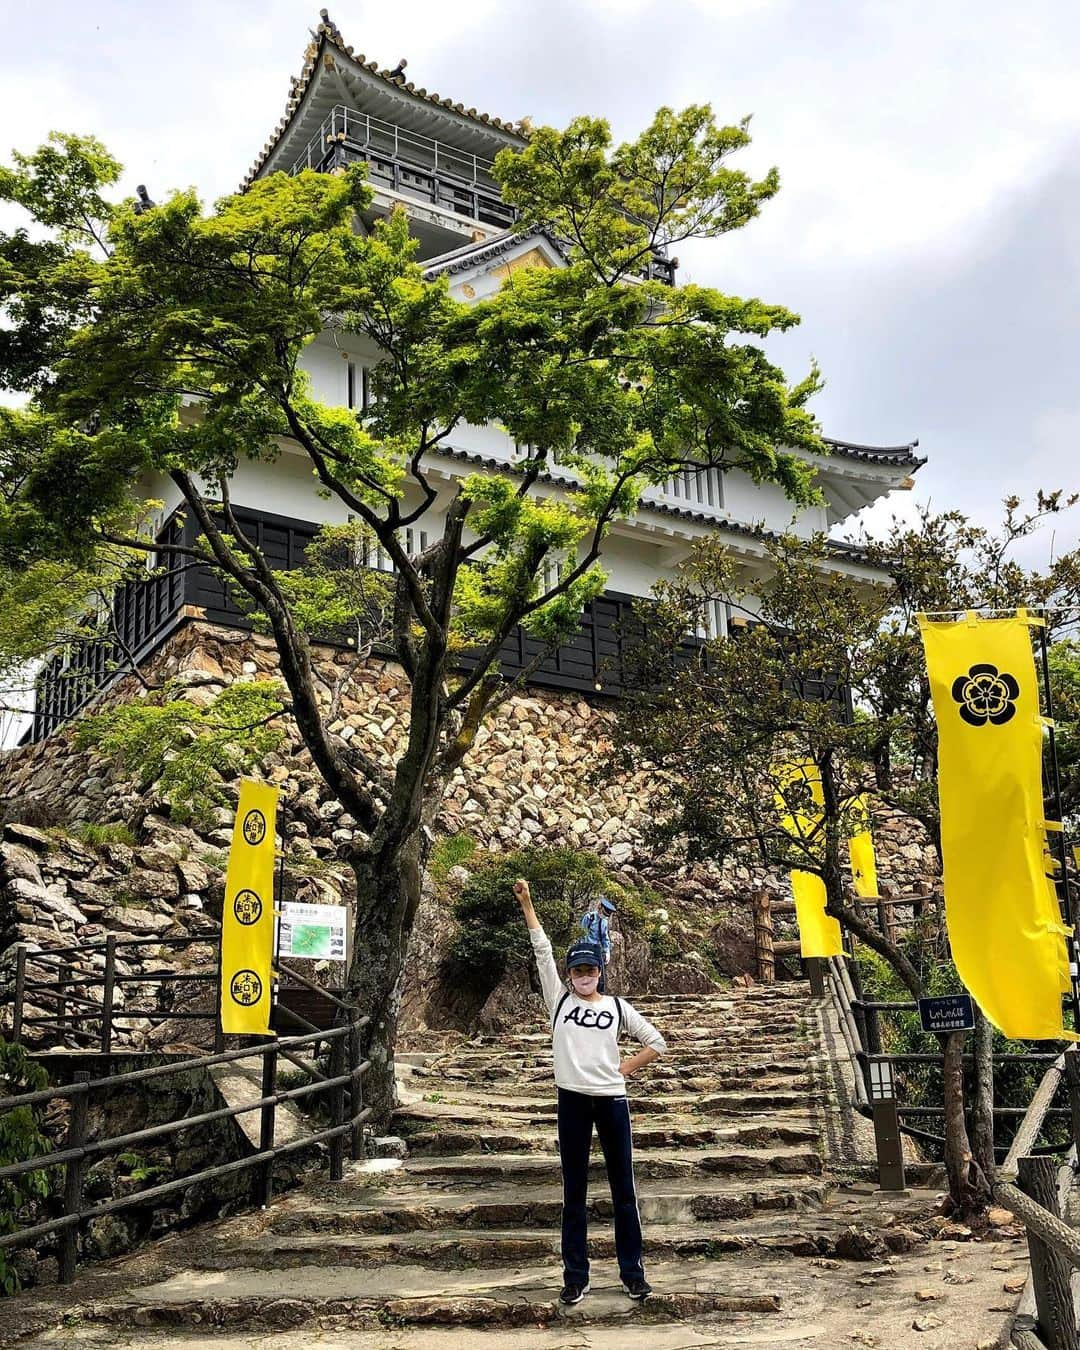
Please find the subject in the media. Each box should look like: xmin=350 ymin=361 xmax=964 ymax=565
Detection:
xmin=0 ymin=1013 xmax=374 ymax=1282
xmin=1000 ymin=1053 xmax=1067 ymax=1182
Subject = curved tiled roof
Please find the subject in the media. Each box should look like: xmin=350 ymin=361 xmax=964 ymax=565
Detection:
xmin=427 ymin=446 xmax=889 ymax=574
xmin=821 ymin=436 xmax=924 ymax=469
xmin=243 ymin=10 xmax=529 ymax=189
xmin=423 ymin=227 xmax=570 ymax=278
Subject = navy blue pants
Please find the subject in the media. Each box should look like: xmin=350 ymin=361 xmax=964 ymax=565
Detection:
xmin=557 ymin=1087 xmax=644 ymax=1285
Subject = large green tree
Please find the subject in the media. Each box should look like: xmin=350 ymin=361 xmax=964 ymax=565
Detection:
xmin=0 ymin=117 xmax=822 ymax=1116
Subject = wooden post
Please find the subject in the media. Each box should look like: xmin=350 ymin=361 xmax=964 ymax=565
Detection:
xmin=1064 ymin=1053 xmax=1080 ymax=1159
xmin=329 ymin=1034 xmax=346 ymax=1182
xmin=12 ymin=945 xmax=26 ymax=1044
xmin=59 ymin=1072 xmax=90 ymax=1284
xmin=349 ymin=1011 xmax=365 ymax=1161
xmin=58 ymin=961 xmax=72 ymax=1042
xmin=806 ymin=958 xmax=826 ymax=997
xmin=752 ymin=891 xmax=774 ymax=984
xmin=257 ymin=1042 xmax=278 ymax=1208
xmin=101 ymin=935 xmax=117 ymax=1054
xmin=1017 ymin=1155 xmax=1080 ymax=1350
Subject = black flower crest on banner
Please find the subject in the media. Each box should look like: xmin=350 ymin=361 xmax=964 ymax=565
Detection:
xmin=950 ymin=663 xmax=1020 ymax=727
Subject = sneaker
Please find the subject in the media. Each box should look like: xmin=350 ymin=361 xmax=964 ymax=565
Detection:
xmin=624 ymin=1277 xmax=652 ymax=1301
xmin=560 ymin=1281 xmax=590 ymax=1306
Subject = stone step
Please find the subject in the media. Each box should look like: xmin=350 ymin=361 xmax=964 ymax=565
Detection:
xmin=204 ymin=1216 xmax=854 ymax=1271
xmin=399 ymin=1120 xmax=822 ymax=1155
xmin=398 ymin=1088 xmax=814 ymax=1116
xmin=397 ymin=1145 xmax=823 ymax=1184
xmin=393 ymin=1103 xmax=824 ymax=1134
xmin=72 ymin=1260 xmax=786 ymax=1332
xmin=423 ymin=1074 xmax=819 ymax=1102
xmin=268 ymin=1175 xmax=830 ymax=1235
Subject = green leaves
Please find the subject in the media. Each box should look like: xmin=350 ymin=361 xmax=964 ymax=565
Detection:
xmin=75 ymin=680 xmax=287 ymax=826
xmin=0 ymin=1038 xmax=51 ymax=1296
xmin=495 ymin=106 xmax=779 ymax=285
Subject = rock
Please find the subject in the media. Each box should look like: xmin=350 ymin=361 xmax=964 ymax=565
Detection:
xmin=177 ymin=859 xmax=209 ymax=893
xmin=371 ymin=1135 xmax=408 ymax=1159
xmin=835 ymin=1225 xmax=888 ymax=1261
xmin=0 ymin=843 xmax=44 ymax=886
xmin=128 ymin=870 xmax=180 ymax=903
xmin=85 ymin=1213 xmax=134 ymax=1260
xmin=911 ymin=1315 xmax=944 ymax=1332
xmin=109 ymin=906 xmax=163 ymax=934
xmin=2 ymin=823 xmax=54 ymax=852
xmin=987 ymin=1206 xmax=1015 ymax=1227
xmin=7 ymin=877 xmax=87 ymax=927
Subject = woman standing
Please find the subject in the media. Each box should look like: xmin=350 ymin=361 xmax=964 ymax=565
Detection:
xmin=513 ymin=877 xmax=667 ymax=1305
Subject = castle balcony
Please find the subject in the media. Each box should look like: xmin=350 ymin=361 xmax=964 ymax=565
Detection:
xmin=288 ymin=106 xmax=676 ymax=286
xmin=291 ymin=105 xmax=517 ymax=232
xmin=26 ymin=506 xmax=655 ymax=744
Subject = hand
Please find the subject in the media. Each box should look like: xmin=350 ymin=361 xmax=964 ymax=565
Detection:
xmin=513 ymin=878 xmax=532 ymax=906
xmin=619 ymin=1059 xmax=638 ymax=1078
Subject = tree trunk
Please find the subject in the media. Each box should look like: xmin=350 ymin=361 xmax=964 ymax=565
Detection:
xmin=941 ymin=1029 xmax=991 ymax=1216
xmin=972 ymin=1007 xmax=996 ymax=1184
xmin=346 ymin=830 xmax=426 ymax=1129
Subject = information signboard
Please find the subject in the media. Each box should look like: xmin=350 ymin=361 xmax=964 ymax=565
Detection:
xmin=918 ymin=993 xmax=975 ymax=1034
xmin=277 ymin=902 xmax=348 ymax=962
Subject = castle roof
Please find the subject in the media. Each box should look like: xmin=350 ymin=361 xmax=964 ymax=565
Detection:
xmin=243 ymin=10 xmax=529 ymax=189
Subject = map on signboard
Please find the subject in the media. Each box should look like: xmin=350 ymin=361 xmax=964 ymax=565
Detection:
xmin=278 ymin=902 xmax=348 ymax=962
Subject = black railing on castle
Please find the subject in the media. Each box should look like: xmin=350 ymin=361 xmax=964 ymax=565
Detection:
xmin=28 ymin=505 xmax=658 ymax=742
xmin=287 ymin=105 xmax=677 ymax=286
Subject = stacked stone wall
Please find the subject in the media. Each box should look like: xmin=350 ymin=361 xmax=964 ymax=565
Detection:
xmin=0 ymin=622 xmax=941 ymax=1038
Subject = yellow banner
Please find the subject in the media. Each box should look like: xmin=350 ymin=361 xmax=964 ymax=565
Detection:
xmin=791 ymin=869 xmax=844 ymax=957
xmin=220 ymin=779 xmax=279 ymax=1036
xmin=919 ymin=613 xmax=1075 ymax=1040
xmin=848 ymin=795 xmax=879 ymax=900
xmin=776 ymin=762 xmax=843 ymax=957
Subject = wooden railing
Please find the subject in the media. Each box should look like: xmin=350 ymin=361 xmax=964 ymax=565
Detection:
xmin=995 ymin=1051 xmax=1080 ymax=1350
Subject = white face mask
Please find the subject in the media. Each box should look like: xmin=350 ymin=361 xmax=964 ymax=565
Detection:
xmin=571 ymin=972 xmax=600 ymax=997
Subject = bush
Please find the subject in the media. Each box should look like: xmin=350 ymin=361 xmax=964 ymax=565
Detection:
xmin=0 ymin=1039 xmax=52 ymax=1295
xmin=446 ymin=846 xmax=632 ymax=1000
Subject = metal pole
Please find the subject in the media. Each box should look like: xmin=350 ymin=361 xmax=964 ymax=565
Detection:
xmin=349 ymin=1010 xmax=365 ymax=1160
xmin=59 ymin=1073 xmax=90 ymax=1284
xmin=1038 ymin=619 xmax=1080 ymax=1033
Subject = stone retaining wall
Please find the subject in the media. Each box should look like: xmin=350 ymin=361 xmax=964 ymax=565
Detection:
xmin=0 ymin=622 xmax=941 ymax=1038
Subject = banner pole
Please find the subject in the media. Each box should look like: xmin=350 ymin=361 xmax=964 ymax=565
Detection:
xmin=1037 ymin=616 xmax=1080 ymax=1032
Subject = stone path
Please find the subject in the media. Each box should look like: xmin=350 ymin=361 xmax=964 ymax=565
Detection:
xmin=6 ymin=983 xmax=1027 ymax=1348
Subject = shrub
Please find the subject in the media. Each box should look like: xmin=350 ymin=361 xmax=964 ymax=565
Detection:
xmin=445 ymin=846 xmax=648 ymax=1001
xmin=0 ymin=1039 xmax=51 ymax=1295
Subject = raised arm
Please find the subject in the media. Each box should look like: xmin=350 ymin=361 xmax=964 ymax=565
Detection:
xmin=513 ymin=878 xmax=542 ymax=930
xmin=514 ymin=878 xmax=563 ymax=1016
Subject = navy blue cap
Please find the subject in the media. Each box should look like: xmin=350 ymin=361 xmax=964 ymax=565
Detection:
xmin=566 ymin=940 xmax=603 ymax=970
xmin=599 ymin=899 xmax=616 ymax=914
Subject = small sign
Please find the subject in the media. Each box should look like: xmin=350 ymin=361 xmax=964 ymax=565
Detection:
xmin=918 ymin=993 xmax=975 ymax=1034
xmin=277 ymin=902 xmax=348 ymax=961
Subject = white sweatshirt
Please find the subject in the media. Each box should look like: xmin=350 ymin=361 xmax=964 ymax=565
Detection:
xmin=530 ymin=926 xmax=667 ymax=1096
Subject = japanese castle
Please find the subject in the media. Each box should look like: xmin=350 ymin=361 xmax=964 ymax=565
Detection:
xmin=30 ymin=11 xmax=923 ymax=741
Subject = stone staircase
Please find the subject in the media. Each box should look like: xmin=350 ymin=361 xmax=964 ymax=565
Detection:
xmin=9 ymin=981 xmax=1024 ymax=1348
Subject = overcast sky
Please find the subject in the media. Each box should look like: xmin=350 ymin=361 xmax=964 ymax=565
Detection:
xmin=3 ymin=0 xmax=1079 ymax=559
